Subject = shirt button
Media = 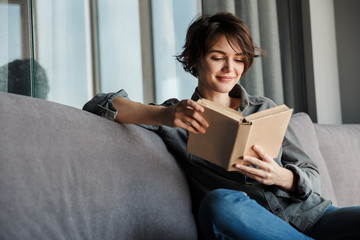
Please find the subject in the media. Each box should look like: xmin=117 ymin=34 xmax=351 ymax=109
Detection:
xmin=274 ymin=208 xmax=281 ymax=214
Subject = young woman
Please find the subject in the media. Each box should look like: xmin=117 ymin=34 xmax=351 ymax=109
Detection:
xmin=83 ymin=12 xmax=360 ymax=240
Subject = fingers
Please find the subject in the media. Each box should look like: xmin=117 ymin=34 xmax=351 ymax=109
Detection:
xmin=251 ymin=145 xmax=272 ymax=162
xmin=235 ymin=162 xmax=273 ymax=185
xmin=173 ymin=100 xmax=209 ymax=134
xmin=183 ymin=99 xmax=205 ymax=113
xmin=175 ymin=114 xmax=206 ymax=134
xmin=239 ymin=156 xmax=268 ymax=171
xmin=234 ymin=145 xmax=277 ymax=185
xmin=236 ymin=166 xmax=269 ymax=184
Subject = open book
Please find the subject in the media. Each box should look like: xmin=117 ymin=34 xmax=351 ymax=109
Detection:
xmin=186 ymin=99 xmax=293 ymax=171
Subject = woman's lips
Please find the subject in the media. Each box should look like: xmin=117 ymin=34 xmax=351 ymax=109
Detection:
xmin=217 ymin=76 xmax=236 ymax=82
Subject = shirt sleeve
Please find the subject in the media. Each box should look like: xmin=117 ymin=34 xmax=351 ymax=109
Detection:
xmin=280 ymin=121 xmax=322 ymax=201
xmin=82 ymin=89 xmax=129 ymax=121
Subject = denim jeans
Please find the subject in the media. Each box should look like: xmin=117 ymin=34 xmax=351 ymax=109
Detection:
xmin=198 ymin=189 xmax=360 ymax=240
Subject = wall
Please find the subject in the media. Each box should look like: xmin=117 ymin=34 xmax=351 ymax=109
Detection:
xmin=305 ymin=0 xmax=342 ymax=124
xmin=334 ymin=0 xmax=360 ymax=124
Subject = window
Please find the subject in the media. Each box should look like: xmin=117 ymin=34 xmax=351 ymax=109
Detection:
xmin=35 ymin=0 xmax=92 ymax=108
xmin=97 ymin=0 xmax=143 ymax=102
xmin=152 ymin=0 xmax=201 ymax=103
xmin=0 ymin=0 xmax=34 ymax=97
xmin=0 ymin=0 xmax=201 ymax=108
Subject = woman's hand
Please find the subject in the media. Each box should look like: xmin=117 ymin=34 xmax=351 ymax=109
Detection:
xmin=234 ymin=145 xmax=297 ymax=192
xmin=163 ymin=99 xmax=209 ymax=134
xmin=112 ymin=97 xmax=208 ymax=133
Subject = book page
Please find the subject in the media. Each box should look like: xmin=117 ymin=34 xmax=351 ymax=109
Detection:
xmin=244 ymin=105 xmax=290 ymax=122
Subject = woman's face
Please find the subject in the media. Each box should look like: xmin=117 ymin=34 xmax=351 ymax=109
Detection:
xmin=197 ymin=35 xmax=244 ymax=97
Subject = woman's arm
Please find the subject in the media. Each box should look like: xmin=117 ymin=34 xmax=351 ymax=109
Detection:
xmin=83 ymin=90 xmax=209 ymax=134
xmin=113 ymin=97 xmax=209 ymax=134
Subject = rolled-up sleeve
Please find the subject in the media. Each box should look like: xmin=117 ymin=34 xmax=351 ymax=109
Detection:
xmin=281 ymin=122 xmax=322 ymax=200
xmin=82 ymin=90 xmax=181 ymax=133
xmin=82 ymin=89 xmax=129 ymax=121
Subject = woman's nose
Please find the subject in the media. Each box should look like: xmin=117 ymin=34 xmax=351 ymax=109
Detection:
xmin=222 ymin=59 xmax=233 ymax=72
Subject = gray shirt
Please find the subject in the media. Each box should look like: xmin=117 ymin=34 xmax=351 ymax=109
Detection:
xmin=83 ymin=84 xmax=331 ymax=233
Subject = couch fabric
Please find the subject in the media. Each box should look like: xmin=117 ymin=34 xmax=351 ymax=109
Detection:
xmin=314 ymin=124 xmax=360 ymax=207
xmin=0 ymin=92 xmax=359 ymax=239
xmin=0 ymin=92 xmax=197 ymax=240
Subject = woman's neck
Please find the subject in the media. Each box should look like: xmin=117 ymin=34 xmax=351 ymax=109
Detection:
xmin=197 ymin=88 xmax=240 ymax=110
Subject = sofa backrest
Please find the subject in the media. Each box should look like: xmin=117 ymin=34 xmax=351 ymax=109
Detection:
xmin=0 ymin=92 xmax=197 ymax=240
xmin=315 ymin=123 xmax=360 ymax=207
xmin=290 ymin=113 xmax=338 ymax=206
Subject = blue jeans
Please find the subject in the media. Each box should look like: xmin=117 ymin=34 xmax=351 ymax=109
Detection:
xmin=198 ymin=189 xmax=360 ymax=240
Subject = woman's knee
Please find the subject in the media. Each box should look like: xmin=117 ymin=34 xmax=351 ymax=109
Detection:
xmin=198 ymin=189 xmax=256 ymax=239
xmin=199 ymin=189 xmax=250 ymax=220
xmin=201 ymin=189 xmax=247 ymax=206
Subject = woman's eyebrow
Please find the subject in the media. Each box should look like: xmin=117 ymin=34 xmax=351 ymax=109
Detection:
xmin=208 ymin=50 xmax=225 ymax=54
xmin=208 ymin=50 xmax=243 ymax=56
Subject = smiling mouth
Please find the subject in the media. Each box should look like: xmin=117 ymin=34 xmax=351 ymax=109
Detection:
xmin=217 ymin=76 xmax=236 ymax=82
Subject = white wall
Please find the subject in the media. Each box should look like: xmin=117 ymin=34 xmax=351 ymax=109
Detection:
xmin=334 ymin=0 xmax=360 ymax=124
xmin=307 ymin=0 xmax=342 ymax=124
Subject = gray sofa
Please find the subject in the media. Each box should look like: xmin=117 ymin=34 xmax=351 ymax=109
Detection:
xmin=0 ymin=92 xmax=359 ymax=239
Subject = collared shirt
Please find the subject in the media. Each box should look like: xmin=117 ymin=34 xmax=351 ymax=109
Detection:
xmin=83 ymin=84 xmax=331 ymax=233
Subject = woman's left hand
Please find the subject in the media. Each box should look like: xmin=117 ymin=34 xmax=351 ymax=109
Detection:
xmin=234 ymin=145 xmax=297 ymax=192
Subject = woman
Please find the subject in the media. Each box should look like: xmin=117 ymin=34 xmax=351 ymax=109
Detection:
xmin=83 ymin=12 xmax=360 ymax=240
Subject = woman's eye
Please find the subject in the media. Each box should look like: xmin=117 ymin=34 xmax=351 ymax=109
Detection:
xmin=235 ymin=59 xmax=244 ymax=63
xmin=211 ymin=57 xmax=222 ymax=61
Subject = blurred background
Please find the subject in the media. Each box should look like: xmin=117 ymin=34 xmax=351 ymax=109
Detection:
xmin=0 ymin=0 xmax=359 ymax=124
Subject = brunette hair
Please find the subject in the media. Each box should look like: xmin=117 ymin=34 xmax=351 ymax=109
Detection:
xmin=176 ymin=12 xmax=264 ymax=77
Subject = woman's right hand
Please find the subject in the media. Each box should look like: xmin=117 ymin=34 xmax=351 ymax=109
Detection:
xmin=163 ymin=99 xmax=209 ymax=134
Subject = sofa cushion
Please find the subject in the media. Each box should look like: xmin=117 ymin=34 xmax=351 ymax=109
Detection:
xmin=0 ymin=92 xmax=197 ymax=240
xmin=290 ymin=113 xmax=337 ymax=205
xmin=314 ymin=123 xmax=360 ymax=207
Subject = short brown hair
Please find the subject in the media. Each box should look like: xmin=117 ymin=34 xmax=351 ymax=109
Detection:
xmin=176 ymin=12 xmax=264 ymax=77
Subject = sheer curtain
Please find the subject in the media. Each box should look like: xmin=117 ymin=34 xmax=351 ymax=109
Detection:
xmin=202 ymin=0 xmax=307 ymax=113
xmin=151 ymin=0 xmax=200 ymax=103
xmin=35 ymin=0 xmax=91 ymax=108
xmin=98 ymin=0 xmax=144 ymax=103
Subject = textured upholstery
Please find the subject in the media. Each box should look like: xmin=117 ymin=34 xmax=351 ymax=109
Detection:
xmin=290 ymin=113 xmax=338 ymax=206
xmin=0 ymin=92 xmax=197 ymax=240
xmin=315 ymin=123 xmax=360 ymax=207
xmin=0 ymin=91 xmax=359 ymax=239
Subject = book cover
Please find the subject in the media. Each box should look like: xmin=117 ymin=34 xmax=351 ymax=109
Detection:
xmin=186 ymin=99 xmax=293 ymax=171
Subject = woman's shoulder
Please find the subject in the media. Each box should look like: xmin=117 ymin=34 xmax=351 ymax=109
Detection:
xmin=248 ymin=94 xmax=277 ymax=108
xmin=236 ymin=84 xmax=277 ymax=109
